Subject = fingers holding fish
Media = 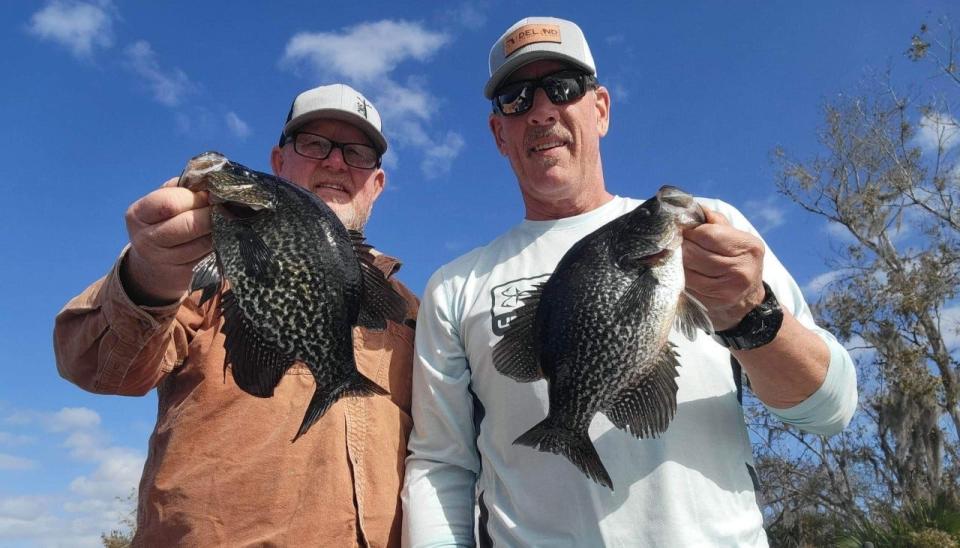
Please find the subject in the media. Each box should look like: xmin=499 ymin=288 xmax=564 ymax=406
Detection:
xmin=681 ymin=222 xmax=766 ymax=330
xmin=128 ymin=183 xmax=210 ymax=226
xmin=121 ymin=183 xmax=214 ymax=305
xmin=681 ymin=210 xmax=758 ymax=258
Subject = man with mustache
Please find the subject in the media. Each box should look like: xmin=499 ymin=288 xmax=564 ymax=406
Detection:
xmin=402 ymin=17 xmax=857 ymax=546
xmin=54 ymin=84 xmax=418 ymax=546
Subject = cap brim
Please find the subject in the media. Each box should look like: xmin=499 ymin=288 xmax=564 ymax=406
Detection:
xmin=283 ymin=109 xmax=388 ymax=154
xmin=484 ymin=51 xmax=596 ymax=99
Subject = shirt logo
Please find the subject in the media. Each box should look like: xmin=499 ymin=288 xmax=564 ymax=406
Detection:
xmin=489 ymin=274 xmax=549 ymax=336
xmin=504 ymin=24 xmax=562 ymax=57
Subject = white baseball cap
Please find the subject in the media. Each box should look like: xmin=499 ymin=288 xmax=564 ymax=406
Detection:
xmin=484 ymin=17 xmax=597 ymax=99
xmin=279 ymin=83 xmax=388 ymax=154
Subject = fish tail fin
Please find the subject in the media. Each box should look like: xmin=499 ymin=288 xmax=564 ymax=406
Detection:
xmin=514 ymin=420 xmax=613 ymax=490
xmin=293 ymin=374 xmax=388 ymax=441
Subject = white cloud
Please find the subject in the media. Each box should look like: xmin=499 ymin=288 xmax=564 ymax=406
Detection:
xmin=914 ymin=111 xmax=960 ymax=154
xmin=123 ymin=40 xmax=194 ymax=107
xmin=824 ymin=220 xmax=856 ymax=243
xmin=0 ymin=407 xmax=142 ymax=546
xmin=0 ymin=432 xmax=35 ymax=446
xmin=66 ymin=433 xmax=143 ymax=500
xmin=0 ymin=453 xmax=36 ymax=471
xmin=27 ymin=0 xmax=114 ymax=59
xmin=282 ymin=20 xmax=450 ymax=84
xmin=0 ymin=497 xmax=106 ymax=546
xmin=743 ymin=195 xmax=786 ymax=233
xmin=421 ymin=132 xmax=465 ymax=177
xmin=804 ymin=269 xmax=845 ymax=298
xmin=0 ymin=496 xmax=46 ymax=522
xmin=280 ymin=20 xmax=463 ymax=177
xmin=607 ymin=82 xmax=630 ymax=104
xmin=606 ymin=34 xmax=626 ymax=45
xmin=225 ymin=111 xmax=251 ymax=139
xmin=445 ymin=3 xmax=487 ymax=30
xmin=47 ymin=407 xmax=100 ymax=432
xmin=844 ymin=334 xmax=876 ymax=365
xmin=941 ymin=304 xmax=960 ymax=351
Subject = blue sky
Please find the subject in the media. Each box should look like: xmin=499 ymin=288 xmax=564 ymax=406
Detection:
xmin=3 ymin=1 xmax=959 ymax=545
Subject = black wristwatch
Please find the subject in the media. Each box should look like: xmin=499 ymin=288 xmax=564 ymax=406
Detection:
xmin=714 ymin=282 xmax=783 ymax=350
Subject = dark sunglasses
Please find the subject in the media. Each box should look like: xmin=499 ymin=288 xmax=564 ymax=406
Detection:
xmin=492 ymin=70 xmax=598 ymax=116
xmin=286 ymin=132 xmax=381 ymax=169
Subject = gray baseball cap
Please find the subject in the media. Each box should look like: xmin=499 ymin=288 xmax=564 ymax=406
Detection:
xmin=279 ymin=83 xmax=388 ymax=154
xmin=484 ymin=17 xmax=597 ymax=99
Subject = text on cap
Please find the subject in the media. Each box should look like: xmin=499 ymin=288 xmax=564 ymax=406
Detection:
xmin=504 ymin=24 xmax=561 ymax=57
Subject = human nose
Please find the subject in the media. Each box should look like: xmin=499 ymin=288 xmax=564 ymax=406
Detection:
xmin=320 ymin=145 xmax=348 ymax=170
xmin=526 ymin=87 xmax=558 ymax=125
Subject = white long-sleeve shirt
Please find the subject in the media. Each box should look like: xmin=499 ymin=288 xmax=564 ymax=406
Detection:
xmin=402 ymin=196 xmax=857 ymax=547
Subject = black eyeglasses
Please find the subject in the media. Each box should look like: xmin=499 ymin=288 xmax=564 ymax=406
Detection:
xmin=286 ymin=132 xmax=381 ymax=169
xmin=492 ymin=70 xmax=598 ymax=116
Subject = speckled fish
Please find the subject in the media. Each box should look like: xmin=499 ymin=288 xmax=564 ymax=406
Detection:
xmin=492 ymin=185 xmax=714 ymax=489
xmin=179 ymin=151 xmax=406 ymax=440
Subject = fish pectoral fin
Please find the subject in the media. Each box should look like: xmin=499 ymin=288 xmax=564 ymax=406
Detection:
xmin=676 ymin=290 xmax=714 ymax=339
xmin=237 ymin=224 xmax=280 ymax=285
xmin=604 ymin=344 xmax=681 ymax=439
xmin=191 ymin=253 xmax=223 ymax=306
xmin=492 ymin=284 xmax=545 ymax=382
xmin=349 ymin=230 xmax=407 ymax=329
xmin=613 ymin=269 xmax=657 ymax=321
xmin=220 ymin=290 xmax=295 ymax=397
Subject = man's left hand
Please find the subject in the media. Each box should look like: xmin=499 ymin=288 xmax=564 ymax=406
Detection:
xmin=681 ymin=208 xmax=766 ymax=331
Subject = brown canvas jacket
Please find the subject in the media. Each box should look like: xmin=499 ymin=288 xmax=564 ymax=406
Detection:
xmin=53 ymin=248 xmax=418 ymax=547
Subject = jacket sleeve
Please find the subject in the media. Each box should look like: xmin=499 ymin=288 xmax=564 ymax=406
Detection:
xmin=703 ymin=199 xmax=858 ymax=436
xmin=402 ymin=268 xmax=480 ymax=548
xmin=53 ymin=247 xmax=200 ymax=396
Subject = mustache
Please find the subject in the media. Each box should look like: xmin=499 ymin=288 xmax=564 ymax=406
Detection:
xmin=524 ymin=125 xmax=572 ymax=148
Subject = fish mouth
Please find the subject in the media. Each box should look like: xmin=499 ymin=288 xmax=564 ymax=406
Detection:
xmin=179 ymin=151 xmax=229 ymax=191
xmin=657 ymin=186 xmax=706 ymax=226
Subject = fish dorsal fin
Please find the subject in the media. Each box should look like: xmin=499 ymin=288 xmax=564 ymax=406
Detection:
xmin=492 ymin=283 xmax=545 ymax=382
xmin=604 ymin=343 xmax=682 ymax=439
xmin=675 ymin=290 xmax=714 ymax=340
xmin=349 ymin=230 xmax=406 ymax=329
xmin=220 ymin=290 xmax=296 ymax=397
xmin=191 ymin=253 xmax=223 ymax=306
xmin=237 ymin=224 xmax=279 ymax=285
xmin=613 ymin=269 xmax=657 ymax=321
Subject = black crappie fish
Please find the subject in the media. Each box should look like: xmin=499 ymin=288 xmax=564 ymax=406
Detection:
xmin=179 ymin=151 xmax=406 ymax=440
xmin=492 ymin=185 xmax=714 ymax=489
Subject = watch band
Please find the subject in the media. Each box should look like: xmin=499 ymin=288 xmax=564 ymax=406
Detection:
xmin=714 ymin=281 xmax=784 ymax=350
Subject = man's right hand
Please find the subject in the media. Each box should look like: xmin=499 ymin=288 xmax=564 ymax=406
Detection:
xmin=121 ymin=177 xmax=213 ymax=306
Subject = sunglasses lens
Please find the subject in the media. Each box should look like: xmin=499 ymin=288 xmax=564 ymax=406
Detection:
xmin=543 ymin=72 xmax=588 ymax=104
xmin=494 ymin=71 xmax=593 ymax=116
xmin=496 ymin=82 xmax=533 ymax=115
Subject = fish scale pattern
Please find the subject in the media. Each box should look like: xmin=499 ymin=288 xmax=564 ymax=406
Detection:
xmin=181 ymin=152 xmax=402 ymax=440
xmin=493 ymin=186 xmax=711 ymax=489
xmin=214 ymin=178 xmax=361 ymax=386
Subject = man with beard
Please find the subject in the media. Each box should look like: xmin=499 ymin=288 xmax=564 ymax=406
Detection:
xmin=402 ymin=17 xmax=857 ymax=546
xmin=54 ymin=84 xmax=418 ymax=546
